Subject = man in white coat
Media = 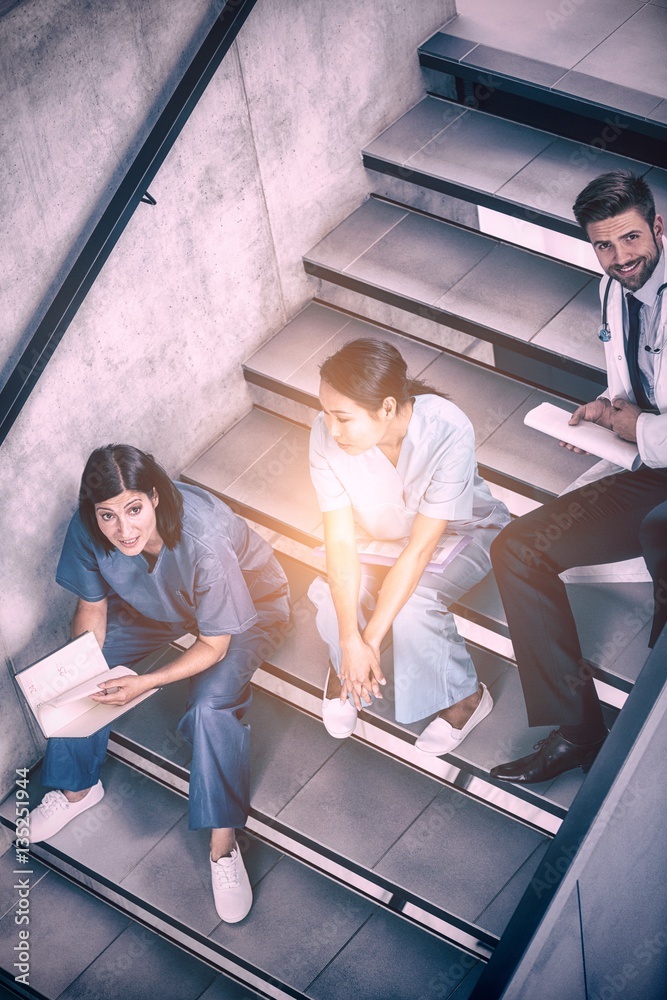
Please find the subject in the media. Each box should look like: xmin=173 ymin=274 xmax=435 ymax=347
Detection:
xmin=489 ymin=170 xmax=667 ymax=784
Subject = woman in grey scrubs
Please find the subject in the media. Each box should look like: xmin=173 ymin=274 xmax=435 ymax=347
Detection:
xmin=308 ymin=339 xmax=509 ymax=755
xmin=28 ymin=444 xmax=290 ymax=924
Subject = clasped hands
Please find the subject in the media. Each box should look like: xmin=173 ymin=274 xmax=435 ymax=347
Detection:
xmin=339 ymin=632 xmax=386 ymax=710
xmin=560 ymin=396 xmax=640 ymax=452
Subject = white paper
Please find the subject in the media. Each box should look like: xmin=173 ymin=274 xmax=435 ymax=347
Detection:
xmin=314 ymin=534 xmax=471 ymax=573
xmin=15 ymin=632 xmax=158 ymax=738
xmin=524 ymin=402 xmax=641 ymax=472
xmin=46 ymin=665 xmax=136 ymax=707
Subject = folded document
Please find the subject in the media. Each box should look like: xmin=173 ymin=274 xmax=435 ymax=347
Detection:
xmin=15 ymin=631 xmax=158 ymax=739
xmin=314 ymin=533 xmax=471 ymax=572
xmin=523 ymin=401 xmax=641 ymax=472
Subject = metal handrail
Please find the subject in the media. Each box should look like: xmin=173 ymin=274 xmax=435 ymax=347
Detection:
xmin=0 ymin=0 xmax=259 ymax=447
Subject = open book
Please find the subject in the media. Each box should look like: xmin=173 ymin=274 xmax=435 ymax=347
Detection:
xmin=15 ymin=631 xmax=158 ymax=739
xmin=315 ymin=533 xmax=471 ymax=573
xmin=524 ymin=401 xmax=641 ymax=472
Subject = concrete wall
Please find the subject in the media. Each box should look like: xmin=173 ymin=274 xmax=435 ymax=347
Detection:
xmin=0 ymin=0 xmax=455 ymax=795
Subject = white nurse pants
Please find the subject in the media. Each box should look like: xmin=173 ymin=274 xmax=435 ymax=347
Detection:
xmin=308 ymin=534 xmax=495 ymax=724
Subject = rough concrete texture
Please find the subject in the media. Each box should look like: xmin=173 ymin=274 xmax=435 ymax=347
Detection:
xmin=0 ymin=0 xmax=454 ymax=794
xmin=1 ymin=0 xmax=226 ymax=384
xmin=236 ymin=0 xmax=457 ymax=315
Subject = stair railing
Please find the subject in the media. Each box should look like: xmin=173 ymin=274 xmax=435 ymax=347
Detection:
xmin=0 ymin=0 xmax=259 ymax=447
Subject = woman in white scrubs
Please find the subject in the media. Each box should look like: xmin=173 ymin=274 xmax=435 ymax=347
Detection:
xmin=308 ymin=338 xmax=510 ymax=755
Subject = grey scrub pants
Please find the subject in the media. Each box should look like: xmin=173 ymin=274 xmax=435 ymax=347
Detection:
xmin=41 ymin=590 xmax=290 ymax=830
xmin=308 ymin=533 xmax=496 ymax=724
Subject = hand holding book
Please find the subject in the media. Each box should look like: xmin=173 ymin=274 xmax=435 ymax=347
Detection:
xmin=91 ymin=671 xmax=155 ymax=706
xmin=15 ymin=632 xmax=158 ymax=739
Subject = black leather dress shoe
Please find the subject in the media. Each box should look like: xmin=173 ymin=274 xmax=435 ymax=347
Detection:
xmin=490 ymin=728 xmax=607 ymax=784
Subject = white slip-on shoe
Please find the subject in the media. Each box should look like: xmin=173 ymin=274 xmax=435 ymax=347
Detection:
xmin=415 ymin=684 xmax=494 ymax=756
xmin=321 ymin=668 xmax=357 ymax=739
xmin=210 ymin=846 xmax=253 ymax=923
xmin=28 ymin=781 xmax=105 ymax=843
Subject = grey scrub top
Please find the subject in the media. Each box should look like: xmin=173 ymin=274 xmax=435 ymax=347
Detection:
xmin=309 ymin=393 xmax=509 ymax=541
xmin=56 ymin=483 xmax=286 ymax=636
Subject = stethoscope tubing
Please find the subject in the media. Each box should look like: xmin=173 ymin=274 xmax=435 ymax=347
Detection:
xmin=599 ymin=277 xmax=667 ymax=342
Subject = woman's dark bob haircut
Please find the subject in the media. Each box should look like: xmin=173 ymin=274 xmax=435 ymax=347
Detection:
xmin=319 ymin=338 xmax=438 ymax=412
xmin=573 ymin=170 xmax=656 ymax=231
xmin=79 ymin=444 xmax=183 ymax=552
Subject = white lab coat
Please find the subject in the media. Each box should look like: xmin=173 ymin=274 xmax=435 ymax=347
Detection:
xmin=560 ymin=237 xmax=667 ymax=583
xmin=599 ymin=234 xmax=667 ymax=468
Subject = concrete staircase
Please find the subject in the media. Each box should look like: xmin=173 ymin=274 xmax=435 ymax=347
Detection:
xmin=2 ymin=2 xmax=665 ymax=996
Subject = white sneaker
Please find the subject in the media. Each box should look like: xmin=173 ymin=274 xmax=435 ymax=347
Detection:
xmin=29 ymin=781 xmax=105 ymax=843
xmin=322 ymin=669 xmax=357 ymax=739
xmin=210 ymin=846 xmax=253 ymax=923
xmin=415 ymin=684 xmax=494 ymax=756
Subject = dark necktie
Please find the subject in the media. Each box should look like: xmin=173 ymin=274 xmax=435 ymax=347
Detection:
xmin=626 ymin=293 xmax=652 ymax=411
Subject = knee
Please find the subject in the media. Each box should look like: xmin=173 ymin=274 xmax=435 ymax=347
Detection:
xmin=186 ymin=671 xmax=251 ymax=724
xmin=640 ymin=503 xmax=667 ymax=561
xmin=490 ymin=518 xmax=525 ymax=567
xmin=188 ymin=689 xmax=247 ymax=720
xmin=308 ymin=575 xmax=333 ymax=610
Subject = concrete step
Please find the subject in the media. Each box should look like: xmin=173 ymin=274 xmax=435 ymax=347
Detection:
xmin=419 ymin=0 xmax=667 ymax=158
xmin=0 ymin=762 xmax=486 ymax=999
xmin=109 ymin=608 xmax=580 ymax=828
xmin=302 ymin=197 xmax=608 ymax=398
xmin=106 ymin=689 xmax=552 ymax=948
xmin=241 ymin=300 xmax=601 ymax=502
xmin=362 ymin=95 xmax=667 ymax=241
xmin=181 ymin=405 xmax=652 ymax=695
xmin=0 ymin=843 xmax=254 ymax=1000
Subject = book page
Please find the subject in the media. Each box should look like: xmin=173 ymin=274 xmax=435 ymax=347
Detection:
xmin=15 ymin=632 xmax=108 ymax=721
xmin=314 ymin=534 xmax=470 ymax=572
xmin=46 ymin=686 xmax=158 ymax=739
xmin=356 ymin=535 xmax=467 ymax=565
xmin=46 ymin=665 xmax=136 ymax=707
xmin=524 ymin=402 xmax=641 ymax=472
xmin=15 ymin=631 xmax=159 ymax=739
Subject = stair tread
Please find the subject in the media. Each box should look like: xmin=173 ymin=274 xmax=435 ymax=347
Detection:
xmin=4 ymin=764 xmax=482 ymax=996
xmin=102 ymin=690 xmax=549 ymax=938
xmin=420 ymin=1 xmax=667 ymax=127
xmin=496 ymin=140 xmax=663 ymax=232
xmin=437 ymin=0 xmax=641 ymax=72
xmin=276 ymin=736 xmax=548 ymax=925
xmin=303 ymin=198 xmax=608 ymax=383
xmin=0 ymin=844 xmax=245 ymax=1000
xmin=243 ymin=306 xmax=599 ymax=498
xmin=182 ymin=405 xmax=652 ymax=692
xmin=307 ymin=908 xmax=484 ymax=1000
xmin=246 ymin=301 xmax=442 ymax=398
xmin=364 ymin=97 xmax=667 ymax=238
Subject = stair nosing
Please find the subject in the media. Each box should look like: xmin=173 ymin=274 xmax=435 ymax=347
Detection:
xmin=418 ymin=34 xmax=667 ymax=140
xmin=98 ymin=717 xmax=544 ymax=948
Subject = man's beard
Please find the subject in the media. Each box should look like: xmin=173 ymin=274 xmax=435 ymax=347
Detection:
xmin=609 ymin=236 xmax=662 ymax=292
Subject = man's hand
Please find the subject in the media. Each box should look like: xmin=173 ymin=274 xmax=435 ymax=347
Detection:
xmin=339 ymin=633 xmax=386 ymax=709
xmin=560 ymin=398 xmax=613 ymax=453
xmin=610 ymin=398 xmax=641 ymax=442
xmin=91 ymin=673 xmax=154 ymax=707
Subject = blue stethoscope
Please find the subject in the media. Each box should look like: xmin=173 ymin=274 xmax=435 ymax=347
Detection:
xmin=599 ymin=277 xmax=667 ymax=341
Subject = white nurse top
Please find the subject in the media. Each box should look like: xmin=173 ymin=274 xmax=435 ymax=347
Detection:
xmin=309 ymin=393 xmax=509 ymax=541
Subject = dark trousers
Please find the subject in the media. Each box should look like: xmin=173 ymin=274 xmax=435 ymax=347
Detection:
xmin=490 ymin=466 xmax=667 ymax=728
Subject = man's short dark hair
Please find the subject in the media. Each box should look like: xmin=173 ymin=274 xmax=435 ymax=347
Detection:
xmin=573 ymin=171 xmax=656 ymax=231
